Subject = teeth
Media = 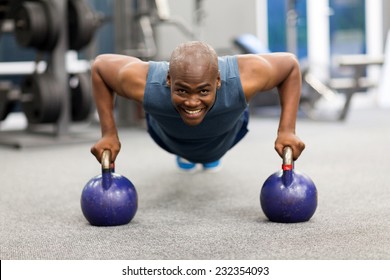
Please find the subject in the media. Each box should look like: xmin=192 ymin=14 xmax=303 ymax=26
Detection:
xmin=184 ymin=109 xmax=201 ymax=114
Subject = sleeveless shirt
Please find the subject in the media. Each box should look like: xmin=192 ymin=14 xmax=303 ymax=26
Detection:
xmin=143 ymin=55 xmax=248 ymax=163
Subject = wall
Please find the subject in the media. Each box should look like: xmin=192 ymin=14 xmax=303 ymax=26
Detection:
xmin=154 ymin=0 xmax=259 ymax=59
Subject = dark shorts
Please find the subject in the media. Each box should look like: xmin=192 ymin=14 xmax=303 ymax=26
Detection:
xmin=146 ymin=108 xmax=250 ymax=157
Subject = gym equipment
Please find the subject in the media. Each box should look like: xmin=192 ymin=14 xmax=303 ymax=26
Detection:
xmin=81 ymin=150 xmax=138 ymax=226
xmin=21 ymin=71 xmax=62 ymax=124
xmin=69 ymin=72 xmax=93 ymax=122
xmin=260 ymin=147 xmax=317 ymax=223
xmin=234 ymin=33 xmax=270 ymax=54
xmin=1 ymin=72 xmax=93 ymax=124
xmin=14 ymin=0 xmax=59 ymax=51
xmin=0 ymin=0 xmax=100 ymax=149
xmin=0 ymin=81 xmax=18 ymax=121
xmin=68 ymin=0 xmax=103 ymax=51
xmin=13 ymin=0 xmax=101 ymax=51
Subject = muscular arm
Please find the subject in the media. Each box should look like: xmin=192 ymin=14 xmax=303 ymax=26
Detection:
xmin=90 ymin=54 xmax=148 ymax=162
xmin=238 ymin=53 xmax=305 ymax=160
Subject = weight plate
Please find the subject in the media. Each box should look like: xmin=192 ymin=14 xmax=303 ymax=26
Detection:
xmin=70 ymin=72 xmax=93 ymax=121
xmin=41 ymin=0 xmax=60 ymax=51
xmin=14 ymin=0 xmax=59 ymax=51
xmin=14 ymin=1 xmax=48 ymax=49
xmin=21 ymin=73 xmax=62 ymax=124
xmin=68 ymin=0 xmax=96 ymax=50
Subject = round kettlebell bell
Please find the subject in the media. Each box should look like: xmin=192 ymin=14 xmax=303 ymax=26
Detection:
xmin=81 ymin=150 xmax=138 ymax=226
xmin=260 ymin=147 xmax=318 ymax=223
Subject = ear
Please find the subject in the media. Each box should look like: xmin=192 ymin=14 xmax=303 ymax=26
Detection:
xmin=216 ymin=71 xmax=221 ymax=89
xmin=166 ymin=71 xmax=171 ymax=87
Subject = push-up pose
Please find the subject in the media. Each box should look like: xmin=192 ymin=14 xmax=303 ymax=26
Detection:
xmin=90 ymin=41 xmax=305 ymax=171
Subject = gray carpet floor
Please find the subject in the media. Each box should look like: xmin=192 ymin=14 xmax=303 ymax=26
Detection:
xmin=1 ymin=106 xmax=389 ymax=260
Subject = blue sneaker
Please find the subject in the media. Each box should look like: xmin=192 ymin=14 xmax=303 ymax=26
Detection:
xmin=176 ymin=157 xmax=197 ymax=172
xmin=202 ymin=160 xmax=222 ymax=173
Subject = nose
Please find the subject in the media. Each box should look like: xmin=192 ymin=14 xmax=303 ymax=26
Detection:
xmin=184 ymin=95 xmax=201 ymax=107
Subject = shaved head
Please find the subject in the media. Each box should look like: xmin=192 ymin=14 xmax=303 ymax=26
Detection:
xmin=169 ymin=41 xmax=219 ymax=78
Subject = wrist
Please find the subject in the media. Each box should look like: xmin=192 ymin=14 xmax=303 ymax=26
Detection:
xmin=277 ymin=126 xmax=295 ymax=134
xmin=102 ymin=127 xmax=119 ymax=138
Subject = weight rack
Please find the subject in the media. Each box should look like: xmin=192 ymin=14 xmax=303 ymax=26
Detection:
xmin=0 ymin=0 xmax=100 ymax=148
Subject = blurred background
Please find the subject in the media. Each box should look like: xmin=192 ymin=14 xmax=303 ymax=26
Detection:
xmin=0 ymin=0 xmax=389 ymax=146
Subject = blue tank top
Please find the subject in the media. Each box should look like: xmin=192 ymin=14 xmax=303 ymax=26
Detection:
xmin=143 ymin=55 xmax=248 ymax=163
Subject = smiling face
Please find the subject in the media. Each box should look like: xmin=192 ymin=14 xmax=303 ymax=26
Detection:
xmin=167 ymin=42 xmax=220 ymax=126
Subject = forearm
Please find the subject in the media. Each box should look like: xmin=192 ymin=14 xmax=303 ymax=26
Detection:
xmin=90 ymin=60 xmax=122 ymax=163
xmin=274 ymin=56 xmax=305 ymax=160
xmin=277 ymin=58 xmax=301 ymax=134
xmin=92 ymin=64 xmax=118 ymax=137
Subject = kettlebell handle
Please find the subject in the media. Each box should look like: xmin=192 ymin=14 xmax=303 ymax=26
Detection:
xmin=101 ymin=150 xmax=111 ymax=170
xmin=282 ymin=146 xmax=293 ymax=171
xmin=101 ymin=150 xmax=115 ymax=172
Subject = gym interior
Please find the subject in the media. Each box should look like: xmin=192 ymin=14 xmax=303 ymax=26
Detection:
xmin=1 ymin=0 xmax=390 ymax=262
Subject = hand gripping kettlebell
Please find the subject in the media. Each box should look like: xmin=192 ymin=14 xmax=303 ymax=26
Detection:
xmin=260 ymin=147 xmax=318 ymax=223
xmin=81 ymin=150 xmax=138 ymax=226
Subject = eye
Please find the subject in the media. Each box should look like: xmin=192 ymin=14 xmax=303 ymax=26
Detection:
xmin=200 ymin=89 xmax=210 ymax=96
xmin=175 ymin=89 xmax=187 ymax=95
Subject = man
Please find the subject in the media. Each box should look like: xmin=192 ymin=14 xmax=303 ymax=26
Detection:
xmin=90 ymin=41 xmax=305 ymax=172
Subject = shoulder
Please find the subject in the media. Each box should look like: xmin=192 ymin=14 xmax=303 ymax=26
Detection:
xmin=236 ymin=53 xmax=298 ymax=75
xmin=118 ymin=61 xmax=150 ymax=103
xmin=236 ymin=54 xmax=272 ymax=74
xmin=234 ymin=54 xmax=272 ymax=99
xmin=120 ymin=60 xmax=150 ymax=77
xmin=119 ymin=60 xmax=171 ymax=103
xmin=121 ymin=61 xmax=169 ymax=84
xmin=235 ymin=53 xmax=298 ymax=99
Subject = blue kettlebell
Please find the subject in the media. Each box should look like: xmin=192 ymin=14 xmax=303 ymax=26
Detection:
xmin=260 ymin=147 xmax=318 ymax=223
xmin=81 ymin=150 xmax=138 ymax=226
